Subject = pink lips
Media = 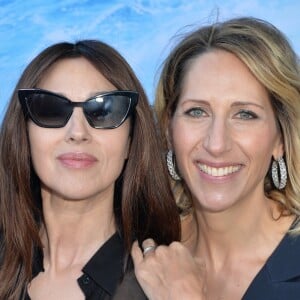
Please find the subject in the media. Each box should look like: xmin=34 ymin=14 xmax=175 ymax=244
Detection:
xmin=57 ymin=152 xmax=97 ymax=168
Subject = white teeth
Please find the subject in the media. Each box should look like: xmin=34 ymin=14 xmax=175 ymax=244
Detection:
xmin=198 ymin=164 xmax=240 ymax=177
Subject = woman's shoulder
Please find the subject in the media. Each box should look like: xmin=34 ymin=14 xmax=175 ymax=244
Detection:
xmin=243 ymin=223 xmax=300 ymax=299
xmin=264 ymin=224 xmax=300 ymax=281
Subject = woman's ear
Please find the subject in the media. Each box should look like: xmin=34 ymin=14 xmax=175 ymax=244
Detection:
xmin=272 ymin=134 xmax=284 ymax=159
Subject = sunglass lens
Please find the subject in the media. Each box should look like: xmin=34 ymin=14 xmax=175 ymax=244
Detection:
xmin=84 ymin=95 xmax=131 ymax=128
xmin=27 ymin=93 xmax=71 ymax=128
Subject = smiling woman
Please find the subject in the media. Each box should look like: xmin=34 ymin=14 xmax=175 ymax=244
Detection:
xmin=131 ymin=17 xmax=300 ymax=299
xmin=170 ymin=49 xmax=283 ymax=212
xmin=0 ymin=40 xmax=180 ymax=300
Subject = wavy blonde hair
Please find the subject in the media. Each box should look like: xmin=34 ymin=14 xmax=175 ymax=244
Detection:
xmin=155 ymin=17 xmax=300 ymax=224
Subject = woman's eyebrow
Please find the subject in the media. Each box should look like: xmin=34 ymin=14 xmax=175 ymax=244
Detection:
xmin=231 ymin=101 xmax=265 ymax=110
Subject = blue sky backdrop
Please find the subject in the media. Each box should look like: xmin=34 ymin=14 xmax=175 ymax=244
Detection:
xmin=0 ymin=0 xmax=299 ymax=119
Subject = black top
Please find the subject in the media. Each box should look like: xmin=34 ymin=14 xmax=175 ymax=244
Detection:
xmin=243 ymin=224 xmax=300 ymax=299
xmin=25 ymin=232 xmax=126 ymax=300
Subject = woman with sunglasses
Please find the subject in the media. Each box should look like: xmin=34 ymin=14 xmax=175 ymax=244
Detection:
xmin=0 ymin=40 xmax=180 ymax=299
xmin=132 ymin=17 xmax=300 ymax=299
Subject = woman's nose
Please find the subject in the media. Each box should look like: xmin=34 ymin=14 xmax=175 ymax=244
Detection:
xmin=202 ymin=117 xmax=232 ymax=156
xmin=64 ymin=108 xmax=92 ymax=144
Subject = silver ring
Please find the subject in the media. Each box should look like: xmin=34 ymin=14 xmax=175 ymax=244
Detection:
xmin=143 ymin=245 xmax=156 ymax=256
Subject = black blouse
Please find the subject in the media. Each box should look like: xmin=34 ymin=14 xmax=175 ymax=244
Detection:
xmin=25 ymin=232 xmax=125 ymax=299
xmin=242 ymin=219 xmax=300 ymax=299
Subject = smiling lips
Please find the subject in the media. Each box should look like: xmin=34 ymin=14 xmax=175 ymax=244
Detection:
xmin=57 ymin=152 xmax=97 ymax=168
xmin=198 ymin=163 xmax=241 ymax=177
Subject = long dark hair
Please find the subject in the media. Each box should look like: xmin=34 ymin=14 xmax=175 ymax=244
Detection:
xmin=0 ymin=40 xmax=180 ymax=299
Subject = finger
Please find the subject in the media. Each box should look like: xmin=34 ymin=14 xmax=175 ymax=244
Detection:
xmin=131 ymin=240 xmax=143 ymax=266
xmin=142 ymin=238 xmax=157 ymax=256
xmin=143 ymin=245 xmax=156 ymax=256
xmin=142 ymin=238 xmax=156 ymax=249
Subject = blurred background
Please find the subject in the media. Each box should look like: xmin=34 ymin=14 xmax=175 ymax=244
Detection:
xmin=0 ymin=0 xmax=299 ymax=119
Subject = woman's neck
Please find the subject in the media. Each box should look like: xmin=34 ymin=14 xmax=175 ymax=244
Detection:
xmin=184 ymin=197 xmax=294 ymax=271
xmin=40 ymin=193 xmax=116 ymax=272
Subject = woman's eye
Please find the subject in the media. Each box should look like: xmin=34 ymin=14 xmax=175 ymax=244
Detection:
xmin=236 ymin=110 xmax=258 ymax=120
xmin=185 ymin=107 xmax=206 ymax=118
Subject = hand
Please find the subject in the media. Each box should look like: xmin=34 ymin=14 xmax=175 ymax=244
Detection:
xmin=131 ymin=239 xmax=207 ymax=300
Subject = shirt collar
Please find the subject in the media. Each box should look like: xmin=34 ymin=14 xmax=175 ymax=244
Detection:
xmin=82 ymin=232 xmax=125 ymax=295
xmin=32 ymin=231 xmax=125 ymax=295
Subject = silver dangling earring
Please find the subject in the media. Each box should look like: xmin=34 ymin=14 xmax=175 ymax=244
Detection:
xmin=271 ymin=156 xmax=287 ymax=190
xmin=166 ymin=150 xmax=181 ymax=181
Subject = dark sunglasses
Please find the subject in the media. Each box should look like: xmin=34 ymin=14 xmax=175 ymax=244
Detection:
xmin=18 ymin=89 xmax=138 ymax=129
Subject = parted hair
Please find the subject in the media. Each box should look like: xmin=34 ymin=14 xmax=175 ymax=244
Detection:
xmin=155 ymin=17 xmax=300 ymax=220
xmin=0 ymin=40 xmax=180 ymax=299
